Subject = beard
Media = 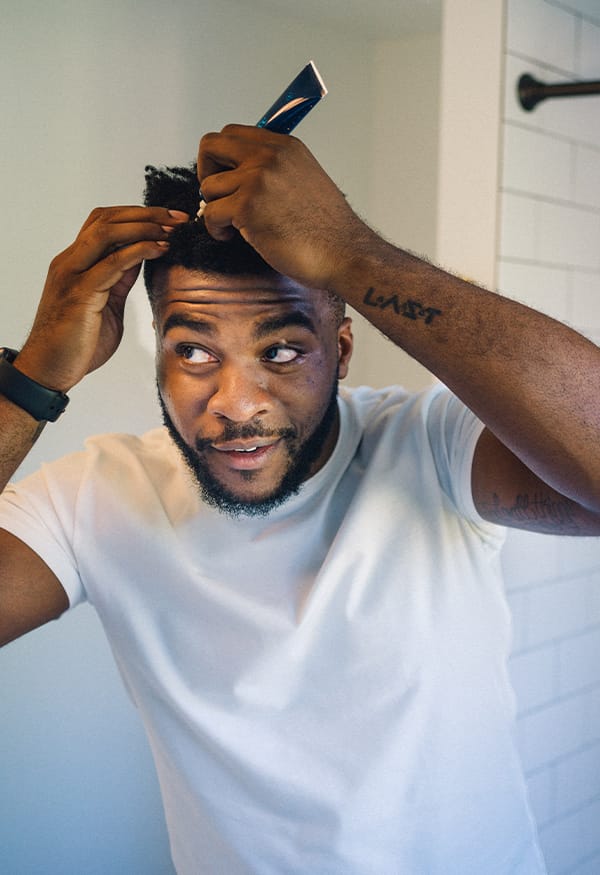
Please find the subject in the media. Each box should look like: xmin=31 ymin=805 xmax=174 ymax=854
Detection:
xmin=157 ymin=376 xmax=340 ymax=518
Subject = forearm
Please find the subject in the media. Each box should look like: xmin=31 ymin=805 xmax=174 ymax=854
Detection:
xmin=0 ymin=396 xmax=46 ymax=493
xmin=0 ymin=401 xmax=70 ymax=644
xmin=333 ymin=234 xmax=600 ymax=512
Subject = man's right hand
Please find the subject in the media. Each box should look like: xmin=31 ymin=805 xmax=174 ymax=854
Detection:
xmin=14 ymin=206 xmax=188 ymax=393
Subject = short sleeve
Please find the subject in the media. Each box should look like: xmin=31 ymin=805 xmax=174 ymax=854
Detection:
xmin=0 ymin=459 xmax=87 ymax=608
xmin=425 ymin=384 xmax=506 ymax=547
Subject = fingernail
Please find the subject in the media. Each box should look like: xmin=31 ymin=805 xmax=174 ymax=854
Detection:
xmin=156 ymin=240 xmax=171 ymax=248
xmin=168 ymin=209 xmax=189 ymax=220
xmin=161 ymin=225 xmax=175 ymax=233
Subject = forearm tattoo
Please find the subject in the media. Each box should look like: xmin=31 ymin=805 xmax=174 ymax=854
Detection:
xmin=363 ymin=287 xmax=442 ymax=325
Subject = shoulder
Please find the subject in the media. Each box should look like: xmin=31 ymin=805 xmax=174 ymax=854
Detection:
xmin=74 ymin=427 xmax=183 ymax=486
xmin=337 ymin=382 xmax=450 ymax=477
xmin=6 ymin=427 xmax=181 ymax=500
xmin=339 ymin=381 xmax=456 ymax=437
xmin=340 ymin=383 xmax=416 ymax=423
xmin=341 ymin=384 xmax=499 ymax=539
xmin=74 ymin=426 xmax=173 ymax=465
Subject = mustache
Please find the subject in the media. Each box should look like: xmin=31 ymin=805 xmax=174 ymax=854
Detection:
xmin=195 ymin=421 xmax=298 ymax=452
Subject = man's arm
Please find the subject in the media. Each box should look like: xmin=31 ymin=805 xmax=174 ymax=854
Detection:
xmin=0 ymin=528 xmax=69 ymax=647
xmin=0 ymin=205 xmax=188 ymax=645
xmin=472 ymin=428 xmax=600 ymax=536
xmin=0 ymin=397 xmax=71 ymax=646
xmin=197 ymin=125 xmax=600 ymax=533
xmin=338 ymin=243 xmax=600 ymax=534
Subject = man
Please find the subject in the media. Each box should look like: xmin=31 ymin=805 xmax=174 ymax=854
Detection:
xmin=0 ymin=125 xmax=598 ymax=874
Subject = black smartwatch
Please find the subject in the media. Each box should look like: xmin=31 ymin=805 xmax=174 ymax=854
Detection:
xmin=0 ymin=348 xmax=70 ymax=422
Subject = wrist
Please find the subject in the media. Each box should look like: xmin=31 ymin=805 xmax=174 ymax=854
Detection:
xmin=0 ymin=348 xmax=70 ymax=422
xmin=326 ymin=227 xmax=395 ymax=304
xmin=15 ymin=339 xmax=80 ymax=394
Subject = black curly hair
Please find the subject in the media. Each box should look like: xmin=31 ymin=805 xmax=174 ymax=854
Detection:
xmin=142 ymin=163 xmax=345 ymax=323
xmin=142 ymin=164 xmax=278 ymax=305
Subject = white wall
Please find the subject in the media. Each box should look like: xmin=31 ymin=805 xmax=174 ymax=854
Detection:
xmin=0 ymin=2 xmax=379 ymax=872
xmin=436 ymin=0 xmax=505 ymax=288
xmin=498 ymin=2 xmax=600 ymax=873
xmin=349 ymin=32 xmax=441 ymax=392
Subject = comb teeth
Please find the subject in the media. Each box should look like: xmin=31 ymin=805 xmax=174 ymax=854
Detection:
xmin=194 ymin=199 xmax=207 ymax=222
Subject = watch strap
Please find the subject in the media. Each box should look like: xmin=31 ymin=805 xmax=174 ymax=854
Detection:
xmin=0 ymin=348 xmax=70 ymax=422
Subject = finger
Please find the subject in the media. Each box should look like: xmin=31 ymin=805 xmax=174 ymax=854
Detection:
xmin=114 ymin=264 xmax=144 ymax=298
xmin=201 ymin=192 xmax=242 ymax=243
xmin=198 ymin=125 xmax=268 ymax=185
xmin=66 ymin=212 xmax=185 ymax=274
xmin=79 ymin=205 xmax=188 ymax=234
xmin=78 ymin=240 xmax=170 ymax=301
xmin=102 ymin=264 xmax=144 ymax=319
xmin=200 ymin=167 xmax=244 ymax=203
xmin=197 ymin=140 xmax=238 ymax=187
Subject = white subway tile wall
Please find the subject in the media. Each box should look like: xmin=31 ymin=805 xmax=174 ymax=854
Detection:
xmin=500 ymin=1 xmax=600 ymax=873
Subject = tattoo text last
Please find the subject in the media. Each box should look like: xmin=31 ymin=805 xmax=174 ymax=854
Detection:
xmin=363 ymin=287 xmax=442 ymax=325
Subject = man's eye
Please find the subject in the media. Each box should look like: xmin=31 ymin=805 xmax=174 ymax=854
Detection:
xmin=263 ymin=346 xmax=299 ymax=364
xmin=177 ymin=345 xmax=217 ymax=364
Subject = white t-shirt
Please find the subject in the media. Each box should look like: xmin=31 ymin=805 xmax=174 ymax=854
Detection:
xmin=0 ymin=385 xmax=546 ymax=874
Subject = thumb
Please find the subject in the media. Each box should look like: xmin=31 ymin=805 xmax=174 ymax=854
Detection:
xmin=107 ymin=263 xmax=144 ymax=317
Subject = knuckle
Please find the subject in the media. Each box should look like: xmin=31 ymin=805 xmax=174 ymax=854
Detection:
xmin=200 ymin=131 xmax=218 ymax=150
xmin=84 ymin=220 xmax=106 ymax=246
xmin=98 ymin=205 xmax=118 ymax=222
xmin=47 ymin=249 xmax=71 ymax=282
xmin=87 ymin=206 xmax=104 ymax=223
xmin=88 ymin=205 xmax=119 ymax=226
xmin=48 ymin=252 xmax=64 ymax=273
xmin=287 ymin=134 xmax=303 ymax=153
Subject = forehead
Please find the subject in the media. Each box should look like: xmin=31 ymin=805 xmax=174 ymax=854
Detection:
xmin=156 ymin=265 xmax=332 ymax=329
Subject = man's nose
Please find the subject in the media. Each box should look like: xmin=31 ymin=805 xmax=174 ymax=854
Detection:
xmin=206 ymin=362 xmax=273 ymax=422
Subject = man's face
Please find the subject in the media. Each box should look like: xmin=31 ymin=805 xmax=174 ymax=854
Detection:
xmin=154 ymin=266 xmax=353 ymax=516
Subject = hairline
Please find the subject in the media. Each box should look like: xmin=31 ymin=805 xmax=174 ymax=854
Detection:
xmin=147 ymin=262 xmax=347 ymax=326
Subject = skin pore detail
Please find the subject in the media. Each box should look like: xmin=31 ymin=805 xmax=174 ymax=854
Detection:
xmin=363 ymin=286 xmax=442 ymax=326
xmin=153 ymin=267 xmax=352 ymax=516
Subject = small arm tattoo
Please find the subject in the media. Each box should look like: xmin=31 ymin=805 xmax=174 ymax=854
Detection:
xmin=363 ymin=287 xmax=442 ymax=325
xmin=485 ymin=492 xmax=583 ymax=534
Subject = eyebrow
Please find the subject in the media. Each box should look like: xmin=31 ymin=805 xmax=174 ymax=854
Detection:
xmin=162 ymin=314 xmax=215 ymax=338
xmin=252 ymin=311 xmax=317 ymax=340
xmin=162 ymin=310 xmax=317 ymax=340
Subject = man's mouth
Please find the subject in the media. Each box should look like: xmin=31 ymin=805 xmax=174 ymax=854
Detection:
xmin=212 ymin=438 xmax=277 ymax=452
xmin=209 ymin=439 xmax=282 ymax=470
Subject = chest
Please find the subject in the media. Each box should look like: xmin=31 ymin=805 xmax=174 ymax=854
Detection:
xmin=74 ymin=457 xmax=506 ymax=719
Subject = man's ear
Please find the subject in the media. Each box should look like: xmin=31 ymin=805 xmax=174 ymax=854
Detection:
xmin=337 ymin=317 xmax=353 ymax=380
